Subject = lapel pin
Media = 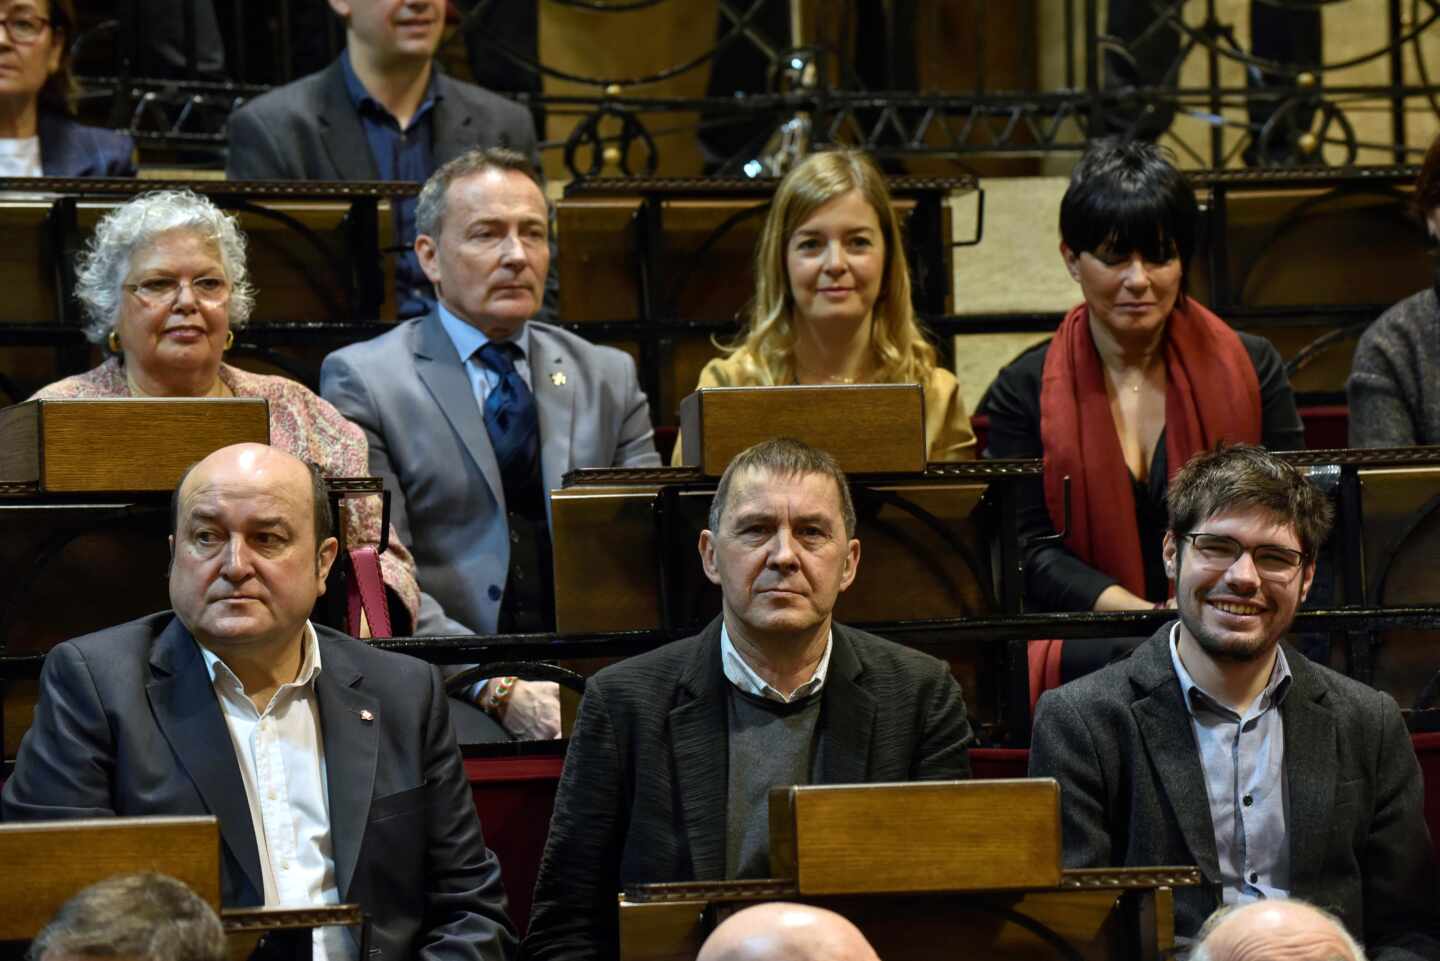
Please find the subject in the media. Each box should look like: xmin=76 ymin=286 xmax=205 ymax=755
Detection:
xmin=550 ymin=370 xmax=567 ymax=387
xmin=359 ymin=709 xmax=375 ymax=722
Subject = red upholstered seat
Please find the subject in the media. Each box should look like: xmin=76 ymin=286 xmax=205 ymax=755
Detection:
xmin=465 ymin=755 xmax=564 ymax=935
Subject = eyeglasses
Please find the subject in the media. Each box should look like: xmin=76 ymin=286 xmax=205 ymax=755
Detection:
xmin=124 ymin=276 xmax=231 ymax=308
xmin=0 ymin=14 xmax=51 ymax=44
xmin=1178 ymin=532 xmax=1306 ymax=580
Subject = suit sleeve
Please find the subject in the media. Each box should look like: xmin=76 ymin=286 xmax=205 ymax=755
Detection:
xmin=1027 ymin=688 xmax=1113 ymax=867
xmin=1348 ymin=310 xmax=1422 ymax=449
xmin=911 ymin=661 xmax=974 ymax=780
xmin=611 ymin=351 xmax=661 ymax=469
xmin=1 ymin=643 xmax=117 ymax=820
xmin=1362 ymin=695 xmax=1440 ymax=961
xmin=226 ymin=103 xmax=295 ymax=180
xmin=417 ymin=665 xmax=519 ymax=961
xmin=321 ymin=350 xmax=474 ymax=636
xmin=522 ymin=679 xmax=627 ymax=961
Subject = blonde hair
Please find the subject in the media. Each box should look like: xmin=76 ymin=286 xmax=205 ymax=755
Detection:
xmin=723 ymin=149 xmax=937 ymax=385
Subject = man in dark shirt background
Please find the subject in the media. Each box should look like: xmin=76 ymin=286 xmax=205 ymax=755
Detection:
xmin=226 ymin=0 xmax=537 ymax=319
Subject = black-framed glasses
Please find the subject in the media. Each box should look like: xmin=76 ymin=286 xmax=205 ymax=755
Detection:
xmin=1178 ymin=532 xmax=1306 ymax=580
xmin=0 ymin=14 xmax=51 ymax=44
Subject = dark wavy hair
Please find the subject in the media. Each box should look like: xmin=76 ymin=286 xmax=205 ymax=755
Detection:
xmin=1168 ymin=443 xmax=1334 ymax=559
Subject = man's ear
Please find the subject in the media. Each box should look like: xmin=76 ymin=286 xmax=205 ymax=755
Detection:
xmin=699 ymin=530 xmax=722 ymax=587
xmin=415 ymin=234 xmax=442 ymax=288
xmin=167 ymin=534 xmax=175 ymax=575
xmin=314 ymin=536 xmax=340 ymax=594
xmin=327 ymin=0 xmax=352 ymax=20
xmin=1298 ymin=558 xmax=1317 ymax=604
xmin=1162 ymin=530 xmax=1178 ymax=579
xmin=1060 ymin=242 xmax=1081 ymax=282
xmin=838 ymin=538 xmax=861 ymax=593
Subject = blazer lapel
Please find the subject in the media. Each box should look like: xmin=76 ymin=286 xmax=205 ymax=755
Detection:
xmin=318 ymin=60 xmax=381 ymax=181
xmin=413 ymin=312 xmax=506 ymax=509
xmin=313 ymin=639 xmax=380 ymax=900
xmin=668 ymin=621 xmax=730 ymax=881
xmin=817 ymin=627 xmax=875 ymax=785
xmin=529 ymin=326 xmax=576 ymax=518
xmin=1280 ymin=657 xmax=1337 ymax=889
xmin=430 ymin=72 xmax=477 ymax=166
xmin=146 ymin=618 xmax=265 ymax=899
xmin=1129 ymin=629 xmax=1222 ymax=881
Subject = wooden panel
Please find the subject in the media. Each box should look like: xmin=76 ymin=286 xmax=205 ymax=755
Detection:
xmin=679 ymin=384 xmax=926 ymax=476
xmin=556 ymin=198 xmax=642 ymax=323
xmin=552 ymin=485 xmax=666 ymax=632
xmin=0 ymin=400 xmax=38 ymax=482
xmin=769 ymin=780 xmax=1062 ymax=894
xmin=0 ymin=816 xmax=221 ymax=940
xmin=618 ymin=901 xmax=707 ymax=961
xmin=0 ymin=398 xmax=270 ymax=492
xmin=0 ymin=202 xmax=57 ymax=325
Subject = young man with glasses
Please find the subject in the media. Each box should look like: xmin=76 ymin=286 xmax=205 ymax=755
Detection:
xmin=1029 ymin=443 xmax=1440 ymax=958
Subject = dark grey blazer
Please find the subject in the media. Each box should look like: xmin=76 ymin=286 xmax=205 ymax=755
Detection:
xmin=1 ymin=612 xmax=517 ymax=961
xmin=1029 ymin=624 xmax=1440 ymax=960
xmin=225 ymin=58 xmax=536 ymax=180
xmin=37 ymin=111 xmax=136 ymax=177
xmin=522 ymin=618 xmax=975 ymax=961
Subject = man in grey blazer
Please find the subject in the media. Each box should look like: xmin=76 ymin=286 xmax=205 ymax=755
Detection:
xmin=1030 ymin=444 xmax=1440 ymax=959
xmin=3 ymin=444 xmax=516 ymax=961
xmin=321 ymin=148 xmax=658 ymax=734
xmin=226 ymin=0 xmax=537 ymax=318
xmin=523 ymin=439 xmax=974 ymax=961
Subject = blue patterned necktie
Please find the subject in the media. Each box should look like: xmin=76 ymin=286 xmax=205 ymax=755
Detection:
xmin=476 ymin=341 xmax=539 ymax=487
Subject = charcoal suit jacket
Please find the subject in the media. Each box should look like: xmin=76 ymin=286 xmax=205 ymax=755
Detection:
xmin=225 ymin=58 xmax=535 ymax=181
xmin=522 ymin=617 xmax=975 ymax=961
xmin=2 ymin=612 xmax=517 ymax=961
xmin=1028 ymin=623 xmax=1440 ymax=960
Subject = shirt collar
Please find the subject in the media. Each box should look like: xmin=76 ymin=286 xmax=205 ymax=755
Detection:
xmin=720 ymin=621 xmax=832 ymax=704
xmin=339 ymin=49 xmax=441 ymax=124
xmin=1167 ymin=621 xmax=1292 ymax=720
xmin=436 ymin=300 xmax=530 ymax=366
xmin=199 ymin=621 xmax=324 ymax=697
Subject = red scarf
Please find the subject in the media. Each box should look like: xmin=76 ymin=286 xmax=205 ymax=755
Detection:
xmin=1039 ymin=297 xmax=1262 ymax=598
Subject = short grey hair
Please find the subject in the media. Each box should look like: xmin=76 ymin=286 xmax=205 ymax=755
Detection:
xmin=30 ymin=873 xmax=226 ymax=961
xmin=707 ymin=437 xmax=857 ymax=539
xmin=414 ymin=147 xmax=542 ymax=241
xmin=76 ymin=189 xmax=257 ymax=351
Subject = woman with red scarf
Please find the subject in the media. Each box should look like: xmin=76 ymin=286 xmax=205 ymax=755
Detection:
xmin=984 ymin=141 xmax=1304 ymax=684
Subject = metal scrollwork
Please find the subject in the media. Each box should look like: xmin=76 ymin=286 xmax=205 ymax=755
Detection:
xmin=563 ymin=106 xmax=659 ymax=179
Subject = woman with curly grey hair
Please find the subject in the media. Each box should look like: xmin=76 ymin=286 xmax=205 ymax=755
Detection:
xmin=33 ymin=188 xmax=424 ymax=632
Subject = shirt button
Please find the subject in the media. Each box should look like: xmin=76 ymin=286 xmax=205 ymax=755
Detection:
xmin=510 ymin=530 xmax=520 ymax=544
xmin=1243 ymin=795 xmax=1253 ymax=807
xmin=488 ymin=584 xmax=503 ymax=601
xmin=282 ymin=861 xmax=290 ymax=871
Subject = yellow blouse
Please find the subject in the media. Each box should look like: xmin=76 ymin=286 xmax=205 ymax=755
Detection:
xmin=671 ymin=353 xmax=977 ymax=465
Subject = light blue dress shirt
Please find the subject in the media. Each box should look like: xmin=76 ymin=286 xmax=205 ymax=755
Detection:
xmin=435 ymin=302 xmax=534 ymax=413
xmin=1168 ymin=622 xmax=1292 ymax=906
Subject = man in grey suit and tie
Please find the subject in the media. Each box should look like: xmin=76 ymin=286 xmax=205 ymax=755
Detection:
xmin=1029 ymin=443 xmax=1440 ymax=958
xmin=321 ymin=147 xmax=660 ymax=736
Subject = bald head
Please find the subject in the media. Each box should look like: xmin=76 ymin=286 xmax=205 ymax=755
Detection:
xmin=169 ymin=444 xmax=338 ymax=654
xmin=697 ymin=903 xmax=880 ymax=961
xmin=1193 ymin=900 xmax=1366 ymax=961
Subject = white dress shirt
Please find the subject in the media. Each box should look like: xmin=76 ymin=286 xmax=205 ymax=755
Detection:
xmin=199 ymin=623 xmax=350 ymax=961
xmin=0 ymin=136 xmax=42 ymax=177
xmin=720 ymin=622 xmax=833 ymax=703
